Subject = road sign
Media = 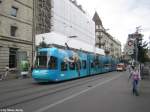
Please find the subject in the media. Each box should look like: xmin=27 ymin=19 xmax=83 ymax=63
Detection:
xmin=127 ymin=49 xmax=133 ymax=55
xmin=128 ymin=40 xmax=133 ymax=46
xmin=127 ymin=39 xmax=134 ymax=50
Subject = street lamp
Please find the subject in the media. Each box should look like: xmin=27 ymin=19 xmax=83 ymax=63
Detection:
xmin=149 ymin=36 xmax=150 ymax=49
xmin=32 ymin=0 xmax=36 ymax=66
xmin=68 ymin=35 xmax=77 ymax=38
xmin=105 ymin=28 xmax=110 ymax=32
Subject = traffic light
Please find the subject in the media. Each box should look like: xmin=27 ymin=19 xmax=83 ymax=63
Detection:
xmin=128 ymin=34 xmax=134 ymax=39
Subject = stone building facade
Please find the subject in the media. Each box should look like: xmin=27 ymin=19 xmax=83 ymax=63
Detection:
xmin=93 ymin=12 xmax=121 ymax=58
xmin=0 ymin=0 xmax=33 ymax=73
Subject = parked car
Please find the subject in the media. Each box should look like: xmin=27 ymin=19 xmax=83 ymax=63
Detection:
xmin=116 ymin=63 xmax=126 ymax=71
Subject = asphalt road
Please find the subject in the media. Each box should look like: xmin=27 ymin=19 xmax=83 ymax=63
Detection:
xmin=0 ymin=71 xmax=150 ymax=112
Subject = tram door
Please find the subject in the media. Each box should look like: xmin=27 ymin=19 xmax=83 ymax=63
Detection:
xmin=87 ymin=55 xmax=90 ymax=75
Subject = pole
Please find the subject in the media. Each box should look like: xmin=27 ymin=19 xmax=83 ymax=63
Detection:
xmin=32 ymin=0 xmax=36 ymax=66
xmin=135 ymin=38 xmax=138 ymax=63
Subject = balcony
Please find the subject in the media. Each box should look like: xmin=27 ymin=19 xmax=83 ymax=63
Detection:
xmin=95 ymin=42 xmax=105 ymax=48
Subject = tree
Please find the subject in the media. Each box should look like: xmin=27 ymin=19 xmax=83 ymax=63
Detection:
xmin=138 ymin=41 xmax=149 ymax=63
xmin=37 ymin=37 xmax=49 ymax=48
xmin=39 ymin=41 xmax=49 ymax=48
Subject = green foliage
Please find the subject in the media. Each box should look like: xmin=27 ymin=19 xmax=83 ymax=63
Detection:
xmin=37 ymin=37 xmax=49 ymax=48
xmin=36 ymin=40 xmax=49 ymax=51
xmin=39 ymin=41 xmax=49 ymax=48
xmin=21 ymin=60 xmax=29 ymax=71
xmin=138 ymin=41 xmax=150 ymax=63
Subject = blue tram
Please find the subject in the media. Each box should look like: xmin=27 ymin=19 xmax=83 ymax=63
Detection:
xmin=32 ymin=47 xmax=118 ymax=82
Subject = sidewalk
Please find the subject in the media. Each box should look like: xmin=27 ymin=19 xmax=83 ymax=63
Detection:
xmin=140 ymin=65 xmax=150 ymax=96
xmin=0 ymin=70 xmax=31 ymax=81
xmin=140 ymin=78 xmax=150 ymax=96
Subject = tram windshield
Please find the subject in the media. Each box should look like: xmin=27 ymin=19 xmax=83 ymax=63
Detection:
xmin=34 ymin=51 xmax=48 ymax=69
xmin=34 ymin=51 xmax=57 ymax=69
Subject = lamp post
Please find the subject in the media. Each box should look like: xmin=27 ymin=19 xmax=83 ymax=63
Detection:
xmin=149 ymin=36 xmax=150 ymax=49
xmin=32 ymin=0 xmax=36 ymax=66
xmin=135 ymin=37 xmax=138 ymax=62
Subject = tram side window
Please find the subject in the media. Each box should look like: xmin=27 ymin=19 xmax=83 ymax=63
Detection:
xmin=94 ymin=58 xmax=99 ymax=67
xmin=99 ymin=63 xmax=103 ymax=67
xmin=82 ymin=60 xmax=86 ymax=69
xmin=61 ymin=62 xmax=68 ymax=71
xmin=69 ymin=62 xmax=75 ymax=70
xmin=76 ymin=61 xmax=81 ymax=70
xmin=101 ymin=63 xmax=104 ymax=68
xmin=48 ymin=56 xmax=57 ymax=69
xmin=104 ymin=64 xmax=110 ymax=68
xmin=79 ymin=61 xmax=81 ymax=69
xmin=91 ymin=62 xmax=94 ymax=68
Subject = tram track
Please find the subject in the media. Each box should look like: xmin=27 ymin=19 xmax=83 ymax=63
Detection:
xmin=0 ymin=74 xmax=105 ymax=96
xmin=0 ymin=79 xmax=33 ymax=89
xmin=0 ymin=72 xmax=115 ymax=109
xmin=0 ymin=84 xmax=39 ymax=95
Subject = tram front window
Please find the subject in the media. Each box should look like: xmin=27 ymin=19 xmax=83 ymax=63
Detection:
xmin=34 ymin=51 xmax=57 ymax=69
xmin=35 ymin=51 xmax=47 ymax=69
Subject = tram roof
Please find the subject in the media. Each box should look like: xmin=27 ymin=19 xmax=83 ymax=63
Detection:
xmin=36 ymin=32 xmax=105 ymax=55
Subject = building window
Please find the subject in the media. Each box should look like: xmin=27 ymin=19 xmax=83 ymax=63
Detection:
xmin=96 ymin=32 xmax=100 ymax=36
xmin=9 ymin=48 xmax=17 ymax=68
xmin=0 ymin=0 xmax=2 ymax=4
xmin=11 ymin=6 xmax=18 ymax=17
xmin=96 ymin=25 xmax=99 ymax=29
xmin=10 ymin=26 xmax=17 ymax=37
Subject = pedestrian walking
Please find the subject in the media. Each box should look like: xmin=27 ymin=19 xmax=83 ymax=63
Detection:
xmin=0 ymin=65 xmax=9 ymax=80
xmin=129 ymin=66 xmax=141 ymax=96
xmin=127 ymin=64 xmax=132 ymax=73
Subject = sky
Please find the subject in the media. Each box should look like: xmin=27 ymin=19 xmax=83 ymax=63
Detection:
xmin=77 ymin=0 xmax=150 ymax=47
